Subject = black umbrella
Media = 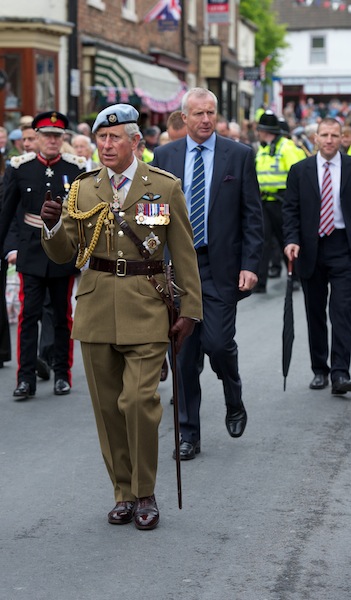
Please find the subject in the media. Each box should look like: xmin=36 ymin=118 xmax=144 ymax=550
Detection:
xmin=282 ymin=259 xmax=295 ymax=391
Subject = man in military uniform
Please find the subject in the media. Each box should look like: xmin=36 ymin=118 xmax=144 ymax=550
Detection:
xmin=40 ymin=104 xmax=202 ymax=530
xmin=0 ymin=111 xmax=86 ymax=399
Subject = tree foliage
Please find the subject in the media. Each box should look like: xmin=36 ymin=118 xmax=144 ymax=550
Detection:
xmin=239 ymin=0 xmax=288 ymax=77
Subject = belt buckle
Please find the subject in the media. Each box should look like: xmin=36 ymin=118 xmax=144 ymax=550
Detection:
xmin=116 ymin=258 xmax=127 ymax=277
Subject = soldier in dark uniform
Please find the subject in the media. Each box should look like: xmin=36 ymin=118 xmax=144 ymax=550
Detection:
xmin=0 ymin=111 xmax=86 ymax=399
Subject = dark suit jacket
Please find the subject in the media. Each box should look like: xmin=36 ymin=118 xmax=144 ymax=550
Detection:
xmin=283 ymin=153 xmax=351 ymax=279
xmin=0 ymin=154 xmax=83 ymax=277
xmin=153 ymin=135 xmax=263 ymax=304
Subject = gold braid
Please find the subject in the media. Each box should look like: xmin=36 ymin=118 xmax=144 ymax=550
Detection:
xmin=67 ymin=179 xmax=110 ymax=269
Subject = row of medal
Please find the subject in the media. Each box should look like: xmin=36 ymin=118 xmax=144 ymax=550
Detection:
xmin=135 ymin=203 xmax=170 ymax=226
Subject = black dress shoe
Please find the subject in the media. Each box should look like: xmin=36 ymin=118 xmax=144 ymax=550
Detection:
xmin=108 ymin=501 xmax=135 ymax=525
xmin=54 ymin=379 xmax=71 ymax=395
xmin=225 ymin=407 xmax=247 ymax=438
xmin=173 ymin=439 xmax=200 ymax=461
xmin=36 ymin=356 xmax=51 ymax=380
xmin=331 ymin=376 xmax=351 ymax=395
xmin=160 ymin=358 xmax=168 ymax=382
xmin=309 ymin=374 xmax=329 ymax=390
xmin=134 ymin=494 xmax=159 ymax=530
xmin=13 ymin=381 xmax=35 ymax=400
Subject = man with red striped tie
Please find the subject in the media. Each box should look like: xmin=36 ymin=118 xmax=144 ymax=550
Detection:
xmin=283 ymin=118 xmax=351 ymax=395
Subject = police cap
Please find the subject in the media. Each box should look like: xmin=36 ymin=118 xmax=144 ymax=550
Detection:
xmin=257 ymin=110 xmax=280 ymax=134
xmin=92 ymin=104 xmax=139 ymax=133
xmin=32 ymin=111 xmax=68 ymax=133
xmin=278 ymin=117 xmax=290 ymax=136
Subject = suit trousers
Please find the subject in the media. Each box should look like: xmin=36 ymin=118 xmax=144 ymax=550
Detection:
xmin=17 ymin=273 xmax=74 ymax=390
xmin=301 ymin=229 xmax=351 ymax=381
xmin=259 ymin=200 xmax=288 ymax=287
xmin=176 ymin=251 xmax=242 ymax=444
xmin=81 ymin=340 xmax=168 ymax=502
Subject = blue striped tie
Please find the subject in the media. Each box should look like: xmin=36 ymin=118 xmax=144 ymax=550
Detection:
xmin=190 ymin=145 xmax=205 ymax=249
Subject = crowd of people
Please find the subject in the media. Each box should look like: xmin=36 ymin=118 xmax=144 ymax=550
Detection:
xmin=1 ymin=90 xmax=351 ymax=531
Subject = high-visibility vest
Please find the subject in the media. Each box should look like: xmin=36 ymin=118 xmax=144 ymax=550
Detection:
xmin=142 ymin=147 xmax=154 ymax=163
xmin=255 ymin=136 xmax=304 ymax=198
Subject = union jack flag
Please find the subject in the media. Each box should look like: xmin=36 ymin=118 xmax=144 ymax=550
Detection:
xmin=144 ymin=0 xmax=181 ymax=23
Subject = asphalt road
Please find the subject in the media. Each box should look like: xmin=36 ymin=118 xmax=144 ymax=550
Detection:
xmin=1 ymin=275 xmax=351 ymax=600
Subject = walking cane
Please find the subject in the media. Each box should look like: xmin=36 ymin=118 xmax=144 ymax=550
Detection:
xmin=166 ymin=263 xmax=182 ymax=509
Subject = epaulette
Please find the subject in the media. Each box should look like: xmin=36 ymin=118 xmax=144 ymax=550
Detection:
xmin=61 ymin=153 xmax=87 ymax=170
xmin=147 ymin=164 xmax=178 ymax=181
xmin=10 ymin=152 xmax=36 ymax=169
xmin=75 ymin=167 xmax=102 ymax=181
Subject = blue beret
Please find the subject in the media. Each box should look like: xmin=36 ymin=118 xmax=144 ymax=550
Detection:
xmin=92 ymin=104 xmax=139 ymax=133
xmin=9 ymin=128 xmax=22 ymax=141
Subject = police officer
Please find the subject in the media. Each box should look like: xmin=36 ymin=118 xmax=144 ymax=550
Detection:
xmin=254 ymin=110 xmax=304 ymax=292
xmin=0 ymin=111 xmax=86 ymax=399
xmin=40 ymin=104 xmax=202 ymax=530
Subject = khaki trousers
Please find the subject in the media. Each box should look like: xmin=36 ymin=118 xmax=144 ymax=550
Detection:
xmin=81 ymin=341 xmax=168 ymax=502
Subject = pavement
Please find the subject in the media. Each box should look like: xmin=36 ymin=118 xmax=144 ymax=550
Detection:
xmin=1 ymin=274 xmax=351 ymax=600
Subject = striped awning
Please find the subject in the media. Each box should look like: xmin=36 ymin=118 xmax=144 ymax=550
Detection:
xmin=94 ymin=50 xmax=186 ymax=113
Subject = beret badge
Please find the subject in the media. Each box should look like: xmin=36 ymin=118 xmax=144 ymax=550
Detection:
xmin=108 ymin=114 xmax=117 ymax=124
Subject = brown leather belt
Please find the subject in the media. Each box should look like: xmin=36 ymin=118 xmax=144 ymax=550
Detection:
xmin=89 ymin=256 xmax=164 ymax=277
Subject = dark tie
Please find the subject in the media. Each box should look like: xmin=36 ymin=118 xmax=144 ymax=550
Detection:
xmin=190 ymin=145 xmax=205 ymax=249
xmin=318 ymin=161 xmax=335 ymax=236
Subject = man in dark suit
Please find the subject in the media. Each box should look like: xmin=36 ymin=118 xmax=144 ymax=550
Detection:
xmin=283 ymin=117 xmax=351 ymax=395
xmin=153 ymin=87 xmax=264 ymax=459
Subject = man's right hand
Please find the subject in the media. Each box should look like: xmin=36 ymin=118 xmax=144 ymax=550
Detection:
xmin=40 ymin=190 xmax=63 ymax=230
xmin=284 ymin=243 xmax=300 ymax=261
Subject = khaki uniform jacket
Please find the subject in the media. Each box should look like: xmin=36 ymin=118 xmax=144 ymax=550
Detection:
xmin=42 ymin=160 xmax=202 ymax=345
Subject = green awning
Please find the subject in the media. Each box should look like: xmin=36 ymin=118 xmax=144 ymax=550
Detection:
xmin=94 ymin=50 xmax=186 ymax=113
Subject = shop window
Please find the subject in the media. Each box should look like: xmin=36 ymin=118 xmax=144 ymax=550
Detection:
xmin=36 ymin=53 xmax=56 ymax=112
xmin=2 ymin=53 xmax=22 ymax=131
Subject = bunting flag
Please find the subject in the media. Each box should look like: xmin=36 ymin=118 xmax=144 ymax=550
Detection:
xmin=295 ymin=0 xmax=351 ymax=10
xmin=144 ymin=0 xmax=181 ymax=23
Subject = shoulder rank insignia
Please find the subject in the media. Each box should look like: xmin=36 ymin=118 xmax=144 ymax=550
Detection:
xmin=10 ymin=152 xmax=36 ymax=169
xmin=61 ymin=153 xmax=87 ymax=170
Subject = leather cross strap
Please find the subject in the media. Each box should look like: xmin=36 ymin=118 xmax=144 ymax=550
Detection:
xmin=110 ymin=211 xmax=174 ymax=311
xmin=89 ymin=256 xmax=164 ymax=277
xmin=113 ymin=212 xmax=151 ymax=259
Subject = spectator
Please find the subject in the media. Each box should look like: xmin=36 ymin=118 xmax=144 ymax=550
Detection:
xmin=72 ymin=134 xmax=100 ymax=171
xmin=7 ymin=129 xmax=23 ymax=160
xmin=0 ymin=152 xmax=11 ymax=367
xmin=166 ymin=110 xmax=187 ymax=141
xmin=216 ymin=115 xmax=231 ymax=137
xmin=142 ymin=126 xmax=160 ymax=163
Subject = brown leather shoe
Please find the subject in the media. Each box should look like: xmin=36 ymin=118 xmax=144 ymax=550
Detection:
xmin=108 ymin=501 xmax=135 ymax=525
xmin=134 ymin=495 xmax=159 ymax=530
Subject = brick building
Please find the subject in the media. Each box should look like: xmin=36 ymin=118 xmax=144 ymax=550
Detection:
xmin=0 ymin=0 xmax=255 ymax=130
